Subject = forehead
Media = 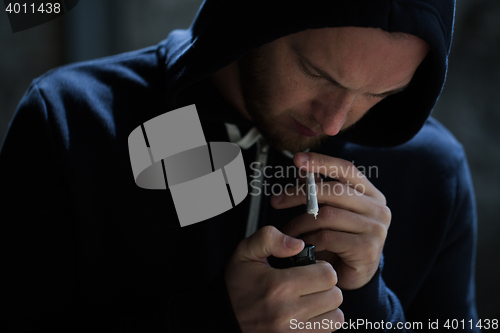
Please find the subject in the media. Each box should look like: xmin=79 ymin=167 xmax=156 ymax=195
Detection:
xmin=288 ymin=27 xmax=429 ymax=90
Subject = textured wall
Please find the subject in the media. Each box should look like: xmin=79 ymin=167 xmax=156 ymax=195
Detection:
xmin=1 ymin=0 xmax=498 ymax=320
xmin=0 ymin=12 xmax=63 ymax=150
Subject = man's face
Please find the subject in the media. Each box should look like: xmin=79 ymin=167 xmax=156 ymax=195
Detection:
xmin=237 ymin=27 xmax=429 ymax=153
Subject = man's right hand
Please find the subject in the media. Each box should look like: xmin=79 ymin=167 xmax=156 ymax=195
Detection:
xmin=225 ymin=226 xmax=344 ymax=333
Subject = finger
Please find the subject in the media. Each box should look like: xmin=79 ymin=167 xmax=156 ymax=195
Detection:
xmin=278 ymin=260 xmax=338 ymax=296
xmin=312 ymin=185 xmax=391 ymax=226
xmin=282 ymin=206 xmax=371 ymax=238
xmin=235 ymin=226 xmax=304 ymax=264
xmin=273 ymin=180 xmax=380 ymax=217
xmin=296 ymin=286 xmax=343 ymax=323
xmin=297 ymin=168 xmax=307 ymax=184
xmin=297 ymin=168 xmax=322 ymax=185
xmin=304 ymin=308 xmax=344 ymax=332
xmin=293 ymin=152 xmax=386 ymax=204
xmin=300 ymin=229 xmax=385 ymax=261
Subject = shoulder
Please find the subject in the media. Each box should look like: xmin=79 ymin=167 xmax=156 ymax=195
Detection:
xmin=335 ymin=117 xmax=468 ymax=180
xmin=33 ymin=42 xmax=167 ymax=101
xmin=22 ymin=42 xmax=170 ymax=142
xmin=396 ymin=117 xmax=473 ymax=199
xmin=390 ymin=117 xmax=470 ymax=189
xmin=330 ymin=117 xmax=473 ymax=214
xmin=404 ymin=116 xmax=466 ymax=166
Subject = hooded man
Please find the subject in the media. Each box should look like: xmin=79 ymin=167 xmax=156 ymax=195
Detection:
xmin=0 ymin=0 xmax=479 ymax=332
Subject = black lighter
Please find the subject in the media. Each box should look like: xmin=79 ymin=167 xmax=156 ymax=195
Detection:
xmin=268 ymin=244 xmax=316 ymax=268
xmin=291 ymin=244 xmax=316 ymax=266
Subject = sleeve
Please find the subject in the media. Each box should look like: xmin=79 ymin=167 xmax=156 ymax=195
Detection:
xmin=0 ymin=83 xmax=79 ymax=332
xmin=339 ymin=149 xmax=479 ymax=332
xmin=405 ymin=149 xmax=479 ymax=331
xmin=339 ymin=257 xmax=412 ymax=331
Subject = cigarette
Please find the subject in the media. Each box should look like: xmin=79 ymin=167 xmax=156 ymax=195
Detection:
xmin=306 ymin=172 xmax=319 ymax=219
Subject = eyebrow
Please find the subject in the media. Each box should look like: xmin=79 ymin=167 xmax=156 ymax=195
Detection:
xmin=294 ymin=49 xmax=411 ymax=97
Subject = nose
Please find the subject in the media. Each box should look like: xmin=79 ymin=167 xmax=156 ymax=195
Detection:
xmin=311 ymin=90 xmax=356 ymax=136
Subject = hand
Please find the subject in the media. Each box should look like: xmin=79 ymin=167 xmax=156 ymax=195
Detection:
xmin=225 ymin=226 xmax=344 ymax=332
xmin=271 ymin=152 xmax=391 ymax=291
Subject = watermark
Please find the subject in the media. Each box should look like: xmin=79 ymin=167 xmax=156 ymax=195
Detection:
xmin=289 ymin=318 xmax=499 ymax=330
xmin=250 ymin=161 xmax=378 ymax=180
xmin=249 ymin=177 xmax=367 ymax=197
xmin=290 ymin=318 xmax=423 ymax=330
xmin=249 ymin=160 xmax=378 ymax=197
xmin=4 ymin=0 xmax=79 ymax=33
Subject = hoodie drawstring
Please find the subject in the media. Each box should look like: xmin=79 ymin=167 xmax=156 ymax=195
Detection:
xmin=225 ymin=124 xmax=268 ymax=237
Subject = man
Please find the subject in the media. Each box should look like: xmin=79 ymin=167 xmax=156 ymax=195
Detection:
xmin=0 ymin=1 xmax=478 ymax=332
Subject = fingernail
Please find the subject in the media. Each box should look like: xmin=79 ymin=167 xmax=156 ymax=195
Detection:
xmin=271 ymin=193 xmax=284 ymax=205
xmin=296 ymin=152 xmax=309 ymax=165
xmin=285 ymin=236 xmax=303 ymax=250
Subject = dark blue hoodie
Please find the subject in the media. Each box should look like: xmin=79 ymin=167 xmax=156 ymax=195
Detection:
xmin=0 ymin=0 xmax=478 ymax=332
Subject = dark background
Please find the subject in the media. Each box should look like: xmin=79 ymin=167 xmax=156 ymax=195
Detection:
xmin=1 ymin=0 xmax=499 ymax=320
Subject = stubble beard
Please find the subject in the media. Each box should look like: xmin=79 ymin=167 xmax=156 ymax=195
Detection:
xmin=238 ymin=46 xmax=328 ymax=153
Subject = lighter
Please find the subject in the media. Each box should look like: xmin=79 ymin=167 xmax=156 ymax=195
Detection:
xmin=291 ymin=243 xmax=316 ymax=266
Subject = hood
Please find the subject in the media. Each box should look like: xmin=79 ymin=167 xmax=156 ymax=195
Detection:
xmin=163 ymin=0 xmax=456 ymax=147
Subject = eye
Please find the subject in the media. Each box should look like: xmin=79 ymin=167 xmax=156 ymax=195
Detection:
xmin=299 ymin=61 xmax=323 ymax=80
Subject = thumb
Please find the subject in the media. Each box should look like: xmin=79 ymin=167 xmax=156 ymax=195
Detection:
xmin=236 ymin=226 xmax=304 ymax=264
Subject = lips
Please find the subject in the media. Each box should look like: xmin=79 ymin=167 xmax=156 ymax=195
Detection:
xmin=291 ymin=118 xmax=321 ymax=137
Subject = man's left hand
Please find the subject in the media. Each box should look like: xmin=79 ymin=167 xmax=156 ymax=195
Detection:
xmin=270 ymin=152 xmax=391 ymax=290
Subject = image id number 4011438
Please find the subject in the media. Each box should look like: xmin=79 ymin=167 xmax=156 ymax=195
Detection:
xmin=5 ymin=2 xmax=61 ymax=14
xmin=442 ymin=319 xmax=498 ymax=330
